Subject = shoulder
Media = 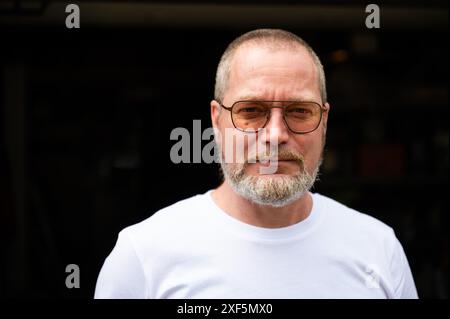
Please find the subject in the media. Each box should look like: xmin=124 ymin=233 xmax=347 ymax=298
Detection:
xmin=119 ymin=192 xmax=209 ymax=247
xmin=313 ymin=193 xmax=417 ymax=298
xmin=95 ymin=193 xmax=209 ymax=298
xmin=312 ymin=192 xmax=397 ymax=245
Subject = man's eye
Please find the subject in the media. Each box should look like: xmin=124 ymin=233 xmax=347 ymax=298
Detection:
xmin=288 ymin=108 xmax=309 ymax=113
xmin=237 ymin=106 xmax=265 ymax=113
xmin=241 ymin=107 xmax=260 ymax=112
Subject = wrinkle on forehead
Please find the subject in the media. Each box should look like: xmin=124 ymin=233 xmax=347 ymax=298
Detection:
xmin=226 ymin=43 xmax=320 ymax=102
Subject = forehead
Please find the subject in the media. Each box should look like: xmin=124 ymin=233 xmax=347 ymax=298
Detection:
xmin=227 ymin=42 xmax=319 ymax=101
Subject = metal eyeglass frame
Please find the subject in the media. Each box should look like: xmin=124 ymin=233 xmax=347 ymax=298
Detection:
xmin=218 ymin=100 xmax=327 ymax=134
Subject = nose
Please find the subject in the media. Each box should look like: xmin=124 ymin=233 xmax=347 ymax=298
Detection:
xmin=261 ymin=108 xmax=290 ymax=146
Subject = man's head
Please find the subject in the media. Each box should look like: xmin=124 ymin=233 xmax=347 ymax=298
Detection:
xmin=211 ymin=29 xmax=330 ymax=207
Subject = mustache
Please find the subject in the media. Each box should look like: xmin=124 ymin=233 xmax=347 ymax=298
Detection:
xmin=246 ymin=149 xmax=305 ymax=164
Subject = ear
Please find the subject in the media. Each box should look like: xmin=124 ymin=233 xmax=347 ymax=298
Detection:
xmin=211 ymin=100 xmax=221 ymax=130
xmin=322 ymin=102 xmax=331 ymax=132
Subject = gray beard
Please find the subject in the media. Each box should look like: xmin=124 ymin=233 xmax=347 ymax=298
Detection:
xmin=218 ymin=149 xmax=321 ymax=208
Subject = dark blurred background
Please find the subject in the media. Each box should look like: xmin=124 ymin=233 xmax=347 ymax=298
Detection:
xmin=0 ymin=0 xmax=448 ymax=298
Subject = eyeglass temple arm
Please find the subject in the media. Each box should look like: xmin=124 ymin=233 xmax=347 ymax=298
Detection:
xmin=219 ymin=103 xmax=233 ymax=111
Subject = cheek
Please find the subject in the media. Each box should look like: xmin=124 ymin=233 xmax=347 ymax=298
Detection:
xmin=220 ymin=111 xmax=234 ymax=127
xmin=216 ymin=115 xmax=232 ymax=145
xmin=219 ymin=130 xmax=253 ymax=164
xmin=295 ymin=132 xmax=324 ymax=169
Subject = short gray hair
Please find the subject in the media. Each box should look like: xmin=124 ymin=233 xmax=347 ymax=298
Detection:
xmin=214 ymin=29 xmax=327 ymax=104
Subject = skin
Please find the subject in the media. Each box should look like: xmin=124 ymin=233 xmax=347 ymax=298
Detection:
xmin=210 ymin=42 xmax=330 ymax=228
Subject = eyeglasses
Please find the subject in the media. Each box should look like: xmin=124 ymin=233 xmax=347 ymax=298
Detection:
xmin=219 ymin=100 xmax=327 ymax=134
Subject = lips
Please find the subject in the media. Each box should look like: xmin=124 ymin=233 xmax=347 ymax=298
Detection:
xmin=246 ymin=151 xmax=304 ymax=164
xmin=258 ymin=157 xmax=295 ymax=162
xmin=252 ymin=158 xmax=297 ymax=164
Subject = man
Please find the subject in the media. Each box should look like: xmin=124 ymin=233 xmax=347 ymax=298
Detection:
xmin=95 ymin=29 xmax=418 ymax=299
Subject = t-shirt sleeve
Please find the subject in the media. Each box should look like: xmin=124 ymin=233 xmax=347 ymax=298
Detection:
xmin=389 ymin=233 xmax=419 ymax=299
xmin=94 ymin=230 xmax=147 ymax=299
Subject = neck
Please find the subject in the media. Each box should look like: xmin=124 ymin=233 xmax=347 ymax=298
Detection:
xmin=211 ymin=180 xmax=313 ymax=228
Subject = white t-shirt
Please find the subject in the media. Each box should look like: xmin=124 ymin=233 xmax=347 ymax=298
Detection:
xmin=94 ymin=191 xmax=418 ymax=299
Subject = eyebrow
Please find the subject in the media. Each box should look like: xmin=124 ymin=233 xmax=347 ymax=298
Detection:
xmin=236 ymin=95 xmax=316 ymax=102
